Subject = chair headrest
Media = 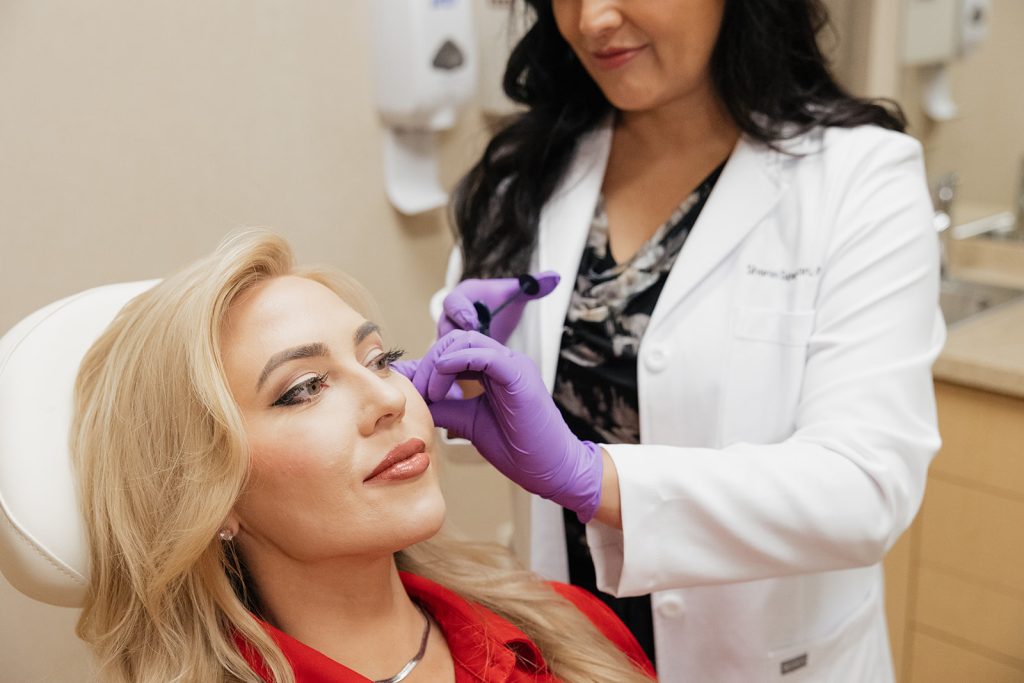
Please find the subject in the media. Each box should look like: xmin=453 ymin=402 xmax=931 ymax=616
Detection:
xmin=0 ymin=280 xmax=158 ymax=607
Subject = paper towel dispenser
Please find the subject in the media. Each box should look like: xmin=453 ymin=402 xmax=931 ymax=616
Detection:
xmin=903 ymin=0 xmax=991 ymax=121
xmin=370 ymin=0 xmax=477 ymax=215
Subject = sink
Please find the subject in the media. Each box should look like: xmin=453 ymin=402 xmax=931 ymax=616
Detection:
xmin=940 ymin=278 xmax=1024 ymax=326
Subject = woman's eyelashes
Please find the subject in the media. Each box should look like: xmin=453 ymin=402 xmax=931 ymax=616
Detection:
xmin=271 ymin=348 xmax=405 ymax=407
xmin=371 ymin=348 xmax=405 ymax=371
xmin=273 ymin=372 xmax=329 ymax=407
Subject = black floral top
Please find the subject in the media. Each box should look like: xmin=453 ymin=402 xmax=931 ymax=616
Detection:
xmin=553 ymin=161 xmax=725 ymax=668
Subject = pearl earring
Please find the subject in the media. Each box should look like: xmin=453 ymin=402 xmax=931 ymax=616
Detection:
xmin=218 ymin=528 xmax=235 ymax=542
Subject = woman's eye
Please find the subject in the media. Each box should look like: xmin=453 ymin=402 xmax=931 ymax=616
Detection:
xmin=273 ymin=372 xmax=329 ymax=407
xmin=370 ymin=348 xmax=405 ymax=372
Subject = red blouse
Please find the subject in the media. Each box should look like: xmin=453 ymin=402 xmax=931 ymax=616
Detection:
xmin=238 ymin=571 xmax=655 ymax=682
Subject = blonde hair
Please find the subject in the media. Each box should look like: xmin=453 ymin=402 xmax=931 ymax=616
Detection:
xmin=72 ymin=229 xmax=652 ymax=683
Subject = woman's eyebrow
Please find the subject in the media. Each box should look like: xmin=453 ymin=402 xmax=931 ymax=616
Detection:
xmin=354 ymin=321 xmax=380 ymax=345
xmin=256 ymin=342 xmax=329 ymax=391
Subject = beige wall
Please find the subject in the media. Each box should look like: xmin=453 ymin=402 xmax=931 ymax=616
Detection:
xmin=823 ymin=0 xmax=904 ymax=99
xmin=899 ymin=0 xmax=1024 ymax=216
xmin=0 ymin=1 xmax=474 ymax=341
xmin=819 ymin=0 xmax=1022 ymax=220
xmin=0 ymin=2 xmax=509 ymax=680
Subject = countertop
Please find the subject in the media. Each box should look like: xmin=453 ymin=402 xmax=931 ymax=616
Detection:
xmin=934 ymin=296 xmax=1024 ymax=400
xmin=934 ymin=235 xmax=1024 ymax=399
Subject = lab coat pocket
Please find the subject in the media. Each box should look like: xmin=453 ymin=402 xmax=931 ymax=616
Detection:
xmin=764 ymin=580 xmax=887 ymax=682
xmin=720 ymin=307 xmax=815 ymax=445
xmin=734 ymin=306 xmax=815 ymax=346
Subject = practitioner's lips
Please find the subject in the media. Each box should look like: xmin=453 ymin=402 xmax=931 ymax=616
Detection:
xmin=591 ymin=45 xmax=645 ymax=70
xmin=363 ymin=438 xmax=429 ymax=483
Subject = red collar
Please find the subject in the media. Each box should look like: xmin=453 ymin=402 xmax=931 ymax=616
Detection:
xmin=238 ymin=571 xmax=547 ymax=682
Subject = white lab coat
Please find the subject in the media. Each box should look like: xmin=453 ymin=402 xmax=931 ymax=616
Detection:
xmin=436 ymin=121 xmax=944 ymax=682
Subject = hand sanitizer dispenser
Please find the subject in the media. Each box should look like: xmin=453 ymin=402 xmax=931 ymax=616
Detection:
xmin=903 ymin=0 xmax=991 ymax=121
xmin=370 ymin=0 xmax=477 ymax=215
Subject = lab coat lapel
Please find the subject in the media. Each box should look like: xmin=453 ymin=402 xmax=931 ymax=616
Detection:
xmin=534 ymin=125 xmax=613 ymax=390
xmin=533 ymin=129 xmax=785 ymax=381
xmin=649 ymin=135 xmax=785 ymax=332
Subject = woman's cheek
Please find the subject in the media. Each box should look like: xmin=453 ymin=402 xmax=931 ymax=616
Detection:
xmin=399 ymin=378 xmax=435 ymax=431
xmin=247 ymin=422 xmax=337 ymax=479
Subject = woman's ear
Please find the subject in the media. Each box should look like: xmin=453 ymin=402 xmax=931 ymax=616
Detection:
xmin=218 ymin=512 xmax=241 ymax=542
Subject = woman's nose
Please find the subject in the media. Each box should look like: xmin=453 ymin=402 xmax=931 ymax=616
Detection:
xmin=578 ymin=0 xmax=623 ymax=39
xmin=359 ymin=371 xmax=407 ymax=436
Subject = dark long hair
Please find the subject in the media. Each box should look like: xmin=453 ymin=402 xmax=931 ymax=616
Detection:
xmin=452 ymin=0 xmax=907 ymax=278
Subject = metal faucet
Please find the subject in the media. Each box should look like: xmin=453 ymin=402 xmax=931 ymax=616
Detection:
xmin=933 ymin=167 xmax=1024 ymax=267
xmin=933 ymin=172 xmax=958 ymax=279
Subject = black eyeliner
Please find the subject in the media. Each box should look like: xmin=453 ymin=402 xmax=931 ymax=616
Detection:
xmin=272 ymin=372 xmax=329 ymax=407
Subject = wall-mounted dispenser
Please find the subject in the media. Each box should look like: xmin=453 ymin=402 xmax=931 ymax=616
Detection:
xmin=370 ymin=0 xmax=477 ymax=215
xmin=903 ymin=0 xmax=991 ymax=121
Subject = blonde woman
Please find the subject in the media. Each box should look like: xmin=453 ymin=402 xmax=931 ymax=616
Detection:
xmin=71 ymin=229 xmax=656 ymax=683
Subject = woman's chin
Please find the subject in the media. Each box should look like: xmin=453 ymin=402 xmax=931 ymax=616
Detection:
xmin=387 ymin=488 xmax=447 ymax=551
xmin=412 ymin=492 xmax=447 ymax=541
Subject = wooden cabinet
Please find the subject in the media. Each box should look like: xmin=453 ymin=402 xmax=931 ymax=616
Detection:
xmin=885 ymin=381 xmax=1024 ymax=682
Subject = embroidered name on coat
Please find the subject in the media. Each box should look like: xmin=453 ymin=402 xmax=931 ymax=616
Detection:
xmin=746 ymin=265 xmax=821 ymax=281
xmin=781 ymin=653 xmax=808 ymax=674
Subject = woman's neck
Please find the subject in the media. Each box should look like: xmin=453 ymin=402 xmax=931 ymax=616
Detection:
xmin=616 ymin=82 xmax=739 ymax=161
xmin=246 ymin=551 xmax=426 ymax=679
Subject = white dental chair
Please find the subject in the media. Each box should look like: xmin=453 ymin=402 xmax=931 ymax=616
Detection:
xmin=0 ymin=280 xmax=158 ymax=608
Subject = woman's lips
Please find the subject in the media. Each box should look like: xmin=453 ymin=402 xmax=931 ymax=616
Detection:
xmin=364 ymin=438 xmax=429 ymax=483
xmin=591 ymin=46 xmax=645 ymax=70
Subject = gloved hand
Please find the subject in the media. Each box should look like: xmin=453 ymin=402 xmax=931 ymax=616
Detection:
xmin=392 ymin=359 xmax=463 ymax=400
xmin=414 ymin=330 xmax=604 ymax=523
xmin=439 ymin=271 xmax=560 ymax=343
xmin=391 ymin=359 xmax=418 ymax=379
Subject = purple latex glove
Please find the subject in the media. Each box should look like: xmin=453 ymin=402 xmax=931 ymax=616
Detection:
xmin=416 ymin=330 xmax=604 ymax=523
xmin=391 ymin=358 xmax=418 ymax=380
xmin=392 ymin=358 xmax=463 ymax=400
xmin=440 ymin=271 xmax=560 ymax=343
xmin=395 ymin=271 xmax=556 ymax=397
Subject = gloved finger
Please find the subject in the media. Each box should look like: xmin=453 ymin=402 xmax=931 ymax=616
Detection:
xmin=412 ymin=330 xmax=483 ymax=400
xmin=522 ymin=271 xmax=561 ymax=300
xmin=419 ymin=331 xmax=504 ymax=402
xmin=428 ymin=396 xmax=483 ymax=441
xmin=390 ymin=358 xmax=419 ymax=381
xmin=438 ymin=289 xmax=481 ymax=337
xmin=426 ymin=365 xmax=461 ymax=404
xmin=409 ymin=360 xmax=465 ymax=401
xmin=410 ymin=330 xmax=461 ymax=397
xmin=433 ymin=347 xmax=524 ymax=389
